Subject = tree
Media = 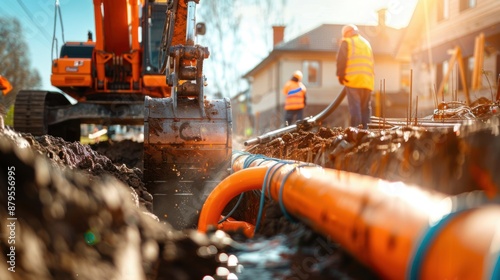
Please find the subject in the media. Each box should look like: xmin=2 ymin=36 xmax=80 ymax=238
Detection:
xmin=196 ymin=0 xmax=287 ymax=99
xmin=0 ymin=18 xmax=42 ymax=124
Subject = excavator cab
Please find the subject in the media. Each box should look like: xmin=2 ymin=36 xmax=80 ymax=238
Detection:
xmin=14 ymin=0 xmax=232 ymax=230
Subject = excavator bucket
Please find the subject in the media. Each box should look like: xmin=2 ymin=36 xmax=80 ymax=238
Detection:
xmin=144 ymin=96 xmax=232 ymax=229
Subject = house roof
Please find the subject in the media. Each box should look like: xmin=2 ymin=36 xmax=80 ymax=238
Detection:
xmin=243 ymin=23 xmax=406 ymax=78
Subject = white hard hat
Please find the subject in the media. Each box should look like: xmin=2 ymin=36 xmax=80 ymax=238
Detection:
xmin=293 ymin=70 xmax=303 ymax=81
xmin=342 ymin=24 xmax=359 ymax=37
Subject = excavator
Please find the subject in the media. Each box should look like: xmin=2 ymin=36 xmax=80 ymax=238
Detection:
xmin=13 ymin=0 xmax=232 ymax=230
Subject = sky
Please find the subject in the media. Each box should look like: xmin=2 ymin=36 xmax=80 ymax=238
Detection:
xmin=1 ymin=0 xmax=418 ymax=91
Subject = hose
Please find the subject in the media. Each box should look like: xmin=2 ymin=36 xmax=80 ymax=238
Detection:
xmin=244 ymin=87 xmax=346 ymax=146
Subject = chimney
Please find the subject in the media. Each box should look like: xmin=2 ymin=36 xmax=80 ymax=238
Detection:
xmin=272 ymin=26 xmax=285 ymax=47
xmin=377 ymin=8 xmax=387 ymax=27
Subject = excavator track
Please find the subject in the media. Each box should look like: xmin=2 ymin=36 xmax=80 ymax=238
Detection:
xmin=13 ymin=91 xmax=49 ymax=136
xmin=14 ymin=90 xmax=80 ymax=141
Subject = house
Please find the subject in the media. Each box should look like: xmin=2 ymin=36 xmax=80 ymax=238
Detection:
xmin=400 ymin=0 xmax=500 ymax=108
xmin=242 ymin=10 xmax=409 ymax=134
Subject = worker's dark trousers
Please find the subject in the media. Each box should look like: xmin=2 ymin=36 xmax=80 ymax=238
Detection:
xmin=284 ymin=109 xmax=303 ymax=126
xmin=345 ymin=87 xmax=372 ymax=129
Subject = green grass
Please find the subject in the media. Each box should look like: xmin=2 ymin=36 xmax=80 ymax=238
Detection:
xmin=4 ymin=105 xmax=14 ymax=126
xmin=80 ymin=134 xmax=109 ymax=145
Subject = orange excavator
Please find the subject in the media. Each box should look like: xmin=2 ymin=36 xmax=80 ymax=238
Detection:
xmin=13 ymin=0 xmax=232 ymax=229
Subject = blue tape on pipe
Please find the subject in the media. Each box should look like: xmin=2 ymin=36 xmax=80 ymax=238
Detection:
xmin=491 ymin=252 xmax=500 ymax=280
xmin=407 ymin=210 xmax=464 ymax=280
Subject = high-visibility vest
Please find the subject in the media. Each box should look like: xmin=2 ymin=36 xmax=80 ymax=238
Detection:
xmin=283 ymin=80 xmax=306 ymax=110
xmin=343 ymin=35 xmax=374 ymax=91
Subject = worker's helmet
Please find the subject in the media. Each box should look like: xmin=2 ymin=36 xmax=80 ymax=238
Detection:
xmin=293 ymin=70 xmax=303 ymax=81
xmin=342 ymin=24 xmax=359 ymax=38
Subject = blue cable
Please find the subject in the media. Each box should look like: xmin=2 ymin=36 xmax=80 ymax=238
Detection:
xmin=218 ymin=192 xmax=245 ymax=224
xmin=222 ymin=151 xmax=267 ymax=224
xmin=253 ymin=161 xmax=288 ymax=234
xmin=254 ymin=162 xmax=278 ymax=234
xmin=278 ymin=163 xmax=317 ymax=223
xmin=231 ymin=151 xmax=250 ymax=172
xmin=266 ymin=161 xmax=293 ymax=198
xmin=243 ymin=153 xmax=268 ymax=169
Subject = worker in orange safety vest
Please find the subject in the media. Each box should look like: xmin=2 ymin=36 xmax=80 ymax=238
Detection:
xmin=283 ymin=70 xmax=307 ymax=126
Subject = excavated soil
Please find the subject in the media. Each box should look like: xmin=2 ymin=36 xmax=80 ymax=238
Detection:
xmin=245 ymin=123 xmax=500 ymax=196
xmin=0 ymin=129 xmax=236 ymax=280
xmin=1 ymin=109 xmax=500 ymax=279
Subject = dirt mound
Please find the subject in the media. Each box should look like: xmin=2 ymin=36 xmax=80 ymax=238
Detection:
xmin=246 ymin=119 xmax=500 ymax=196
xmin=0 ymin=128 xmax=232 ymax=280
xmin=23 ymin=134 xmax=151 ymax=211
xmin=91 ymin=140 xmax=144 ymax=170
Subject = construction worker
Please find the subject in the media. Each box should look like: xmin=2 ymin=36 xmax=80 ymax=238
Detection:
xmin=336 ymin=24 xmax=374 ymax=129
xmin=283 ymin=70 xmax=307 ymax=126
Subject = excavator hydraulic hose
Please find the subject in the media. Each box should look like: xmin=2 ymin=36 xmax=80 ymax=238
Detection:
xmin=199 ymin=151 xmax=500 ymax=280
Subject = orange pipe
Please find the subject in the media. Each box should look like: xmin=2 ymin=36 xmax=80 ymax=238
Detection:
xmin=217 ymin=217 xmax=255 ymax=239
xmin=198 ymin=166 xmax=267 ymax=236
xmin=223 ymin=152 xmax=500 ymax=280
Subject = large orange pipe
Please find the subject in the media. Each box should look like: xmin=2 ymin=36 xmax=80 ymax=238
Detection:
xmin=200 ymin=152 xmax=500 ymax=280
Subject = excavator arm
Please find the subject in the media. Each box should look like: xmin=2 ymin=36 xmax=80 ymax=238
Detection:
xmin=144 ymin=0 xmax=233 ymax=230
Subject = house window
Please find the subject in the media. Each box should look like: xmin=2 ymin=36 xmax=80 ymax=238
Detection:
xmin=460 ymin=0 xmax=476 ymax=11
xmin=400 ymin=63 xmax=410 ymax=92
xmin=302 ymin=60 xmax=320 ymax=86
xmin=437 ymin=0 xmax=449 ymax=21
xmin=440 ymin=60 xmax=450 ymax=95
xmin=467 ymin=56 xmax=474 ymax=90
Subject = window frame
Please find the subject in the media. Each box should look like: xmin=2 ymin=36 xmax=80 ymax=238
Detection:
xmin=302 ymin=60 xmax=321 ymax=87
xmin=459 ymin=0 xmax=476 ymax=12
xmin=437 ymin=0 xmax=450 ymax=22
